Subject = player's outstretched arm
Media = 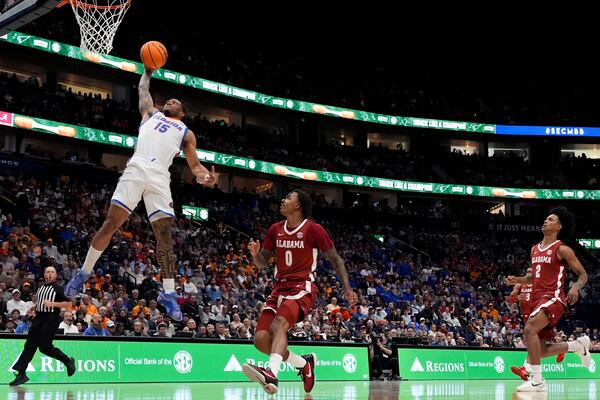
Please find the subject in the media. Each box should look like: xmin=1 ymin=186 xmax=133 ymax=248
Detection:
xmin=182 ymin=132 xmax=216 ymax=186
xmin=506 ymin=274 xmax=532 ymax=285
xmin=507 ymin=283 xmax=521 ymax=304
xmin=324 ymin=246 xmax=358 ymax=305
xmin=138 ymin=69 xmax=158 ymax=122
xmin=558 ymin=245 xmax=588 ymax=305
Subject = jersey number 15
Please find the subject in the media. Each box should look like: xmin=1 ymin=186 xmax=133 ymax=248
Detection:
xmin=154 ymin=122 xmax=169 ymax=133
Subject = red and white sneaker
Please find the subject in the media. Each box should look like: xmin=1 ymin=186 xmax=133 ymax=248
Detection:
xmin=556 ymin=352 xmax=565 ymax=363
xmin=511 ymin=365 xmax=530 ymax=381
xmin=297 ymin=353 xmax=317 ymax=393
xmin=242 ymin=363 xmax=279 ymax=394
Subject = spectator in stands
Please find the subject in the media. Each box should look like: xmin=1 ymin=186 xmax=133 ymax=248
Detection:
xmin=128 ymin=289 xmax=141 ymax=309
xmin=132 ymin=299 xmax=150 ymax=320
xmin=182 ymin=276 xmax=198 ymax=295
xmin=181 ymin=295 xmax=200 ymax=320
xmin=105 ymin=320 xmax=117 ymax=336
xmin=101 ymin=274 xmax=117 ymax=293
xmin=128 ymin=320 xmax=149 ymax=337
xmin=4 ymin=319 xmax=16 ymax=333
xmin=206 ymin=323 xmax=218 ymax=338
xmin=19 ymin=282 xmax=33 ymax=302
xmin=182 ymin=319 xmax=197 ymax=334
xmin=7 ymin=289 xmax=29 ymax=316
xmin=15 ymin=313 xmax=33 ymax=334
xmin=207 ymin=280 xmax=221 ymax=302
xmin=43 ymin=238 xmax=59 ymax=260
xmin=83 ymin=313 xmax=109 ymax=336
xmin=79 ymin=295 xmax=98 ymax=317
xmin=147 ymin=299 xmax=161 ymax=323
xmin=58 ymin=311 xmax=79 ymax=334
xmin=154 ymin=322 xmax=168 ymax=337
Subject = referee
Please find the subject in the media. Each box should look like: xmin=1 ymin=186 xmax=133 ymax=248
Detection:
xmin=9 ymin=266 xmax=76 ymax=386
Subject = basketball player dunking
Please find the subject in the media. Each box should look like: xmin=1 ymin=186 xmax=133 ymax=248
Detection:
xmin=242 ymin=189 xmax=358 ymax=395
xmin=65 ymin=68 xmax=216 ymax=321
xmin=507 ymin=207 xmax=589 ymax=392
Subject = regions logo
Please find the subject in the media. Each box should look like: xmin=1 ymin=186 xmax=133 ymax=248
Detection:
xmin=409 ymin=357 xmax=464 ymax=373
xmin=410 ymin=358 xmax=425 ymax=372
xmin=342 ymin=354 xmax=357 ymax=373
xmin=546 ymin=250 xmax=552 ymax=255
xmin=297 ymin=232 xmax=303 ymax=239
xmin=173 ymin=351 xmax=193 ymax=373
xmin=224 ymin=355 xmax=242 ymax=372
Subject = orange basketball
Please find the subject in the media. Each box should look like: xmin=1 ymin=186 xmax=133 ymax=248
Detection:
xmin=140 ymin=41 xmax=168 ymax=70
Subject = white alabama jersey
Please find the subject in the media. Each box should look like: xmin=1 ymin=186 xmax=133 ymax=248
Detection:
xmin=134 ymin=111 xmax=188 ymax=169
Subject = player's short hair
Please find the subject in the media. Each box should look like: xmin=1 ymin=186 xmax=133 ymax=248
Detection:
xmin=549 ymin=206 xmax=575 ymax=240
xmin=292 ymin=189 xmax=312 ymax=219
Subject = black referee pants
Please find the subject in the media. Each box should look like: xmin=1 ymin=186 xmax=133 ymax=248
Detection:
xmin=12 ymin=313 xmax=70 ymax=374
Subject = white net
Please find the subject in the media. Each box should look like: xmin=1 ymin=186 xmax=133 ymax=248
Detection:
xmin=69 ymin=0 xmax=131 ymax=55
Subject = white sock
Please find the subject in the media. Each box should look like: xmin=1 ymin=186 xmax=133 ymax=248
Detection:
xmin=163 ymin=278 xmax=175 ymax=293
xmin=286 ymin=351 xmax=307 ymax=368
xmin=82 ymin=246 xmax=103 ymax=274
xmin=523 ymin=360 xmax=531 ymax=372
xmin=531 ymin=365 xmax=542 ymax=384
xmin=568 ymin=340 xmax=582 ymax=352
xmin=269 ymin=353 xmax=283 ymax=377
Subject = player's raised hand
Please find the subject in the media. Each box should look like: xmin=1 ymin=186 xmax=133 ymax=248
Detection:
xmin=344 ymin=288 xmax=359 ymax=306
xmin=196 ymin=166 xmax=217 ymax=187
xmin=506 ymin=275 xmax=518 ymax=285
xmin=248 ymin=238 xmax=261 ymax=258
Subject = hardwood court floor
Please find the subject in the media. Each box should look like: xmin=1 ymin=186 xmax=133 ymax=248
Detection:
xmin=2 ymin=379 xmax=597 ymax=399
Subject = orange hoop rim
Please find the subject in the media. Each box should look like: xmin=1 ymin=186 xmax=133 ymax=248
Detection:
xmin=57 ymin=0 xmax=131 ymax=10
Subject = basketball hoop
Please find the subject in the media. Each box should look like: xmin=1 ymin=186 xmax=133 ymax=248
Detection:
xmin=61 ymin=0 xmax=131 ymax=55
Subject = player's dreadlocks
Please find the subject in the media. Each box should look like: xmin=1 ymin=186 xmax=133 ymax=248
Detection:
xmin=292 ymin=189 xmax=313 ymax=219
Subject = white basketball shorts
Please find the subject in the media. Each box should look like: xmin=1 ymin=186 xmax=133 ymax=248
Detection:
xmin=110 ymin=155 xmax=175 ymax=222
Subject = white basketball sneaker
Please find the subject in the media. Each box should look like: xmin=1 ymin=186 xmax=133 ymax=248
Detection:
xmin=517 ymin=379 xmax=547 ymax=392
xmin=575 ymin=335 xmax=591 ymax=368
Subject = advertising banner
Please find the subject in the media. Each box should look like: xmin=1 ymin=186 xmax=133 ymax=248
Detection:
xmin=0 ymin=338 xmax=369 ymax=384
xmin=7 ymin=108 xmax=600 ymax=200
xmin=397 ymin=347 xmax=599 ymax=380
xmin=1 ymin=31 xmax=494 ymax=133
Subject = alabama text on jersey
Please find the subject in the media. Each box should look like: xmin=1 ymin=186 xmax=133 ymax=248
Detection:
xmin=530 ymin=240 xmax=567 ymax=306
xmin=263 ymin=219 xmax=333 ymax=282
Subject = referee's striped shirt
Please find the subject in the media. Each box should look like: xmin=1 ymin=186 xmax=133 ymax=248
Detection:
xmin=35 ymin=283 xmax=67 ymax=314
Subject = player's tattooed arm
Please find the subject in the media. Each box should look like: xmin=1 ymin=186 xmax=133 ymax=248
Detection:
xmin=558 ymin=244 xmax=588 ymax=305
xmin=138 ymin=69 xmax=157 ymax=119
xmin=254 ymin=248 xmax=274 ymax=270
xmin=324 ymin=247 xmax=358 ymax=305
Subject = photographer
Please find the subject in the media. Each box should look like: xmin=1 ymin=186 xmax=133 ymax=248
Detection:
xmin=369 ymin=333 xmax=399 ymax=380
